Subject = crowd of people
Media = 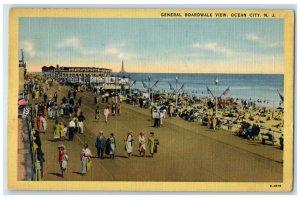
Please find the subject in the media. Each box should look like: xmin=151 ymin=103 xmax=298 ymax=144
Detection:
xmin=126 ymin=88 xmax=283 ymax=143
xmin=56 ymin=130 xmax=159 ymax=176
xmin=22 ymin=74 xmax=283 ymax=180
xmin=25 ymin=75 xmax=162 ymax=178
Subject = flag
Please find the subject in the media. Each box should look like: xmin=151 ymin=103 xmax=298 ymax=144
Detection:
xmin=168 ymin=82 xmax=175 ymax=91
xmin=206 ymin=86 xmax=214 ymax=98
xmin=142 ymin=81 xmax=148 ymax=88
xmin=152 ymin=80 xmax=159 ymax=88
xmin=179 ymin=83 xmax=185 ymax=91
xmin=130 ymin=80 xmax=136 ymax=87
xmin=222 ymin=87 xmax=230 ymax=96
xmin=277 ymin=89 xmax=284 ymax=102
xmin=22 ymin=107 xmax=30 ymax=119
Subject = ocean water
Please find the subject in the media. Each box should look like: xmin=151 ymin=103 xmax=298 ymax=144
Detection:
xmin=125 ymin=73 xmax=284 ymax=108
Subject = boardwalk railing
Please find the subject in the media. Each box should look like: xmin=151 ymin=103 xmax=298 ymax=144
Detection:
xmin=22 ymin=109 xmax=42 ymax=181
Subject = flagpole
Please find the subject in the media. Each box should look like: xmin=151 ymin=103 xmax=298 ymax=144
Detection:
xmin=175 ymin=76 xmax=178 ymax=108
xmin=148 ymin=76 xmax=150 ymax=101
xmin=215 ymin=79 xmax=218 ymax=117
xmin=129 ymin=78 xmax=132 ymax=99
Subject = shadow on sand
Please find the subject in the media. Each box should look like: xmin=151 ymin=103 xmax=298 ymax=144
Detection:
xmin=72 ymin=171 xmax=83 ymax=176
xmin=115 ymin=155 xmax=129 ymax=159
xmin=48 ymin=172 xmax=63 ymax=177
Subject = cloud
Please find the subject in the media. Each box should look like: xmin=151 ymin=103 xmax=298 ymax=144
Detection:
xmin=104 ymin=47 xmax=119 ymax=55
xmin=57 ymin=37 xmax=97 ymax=55
xmin=244 ymin=33 xmax=282 ymax=48
xmin=245 ymin=33 xmax=260 ymax=41
xmin=267 ymin=42 xmax=283 ymax=48
xmin=21 ymin=40 xmax=36 ymax=57
xmin=57 ymin=37 xmax=80 ymax=48
xmin=104 ymin=44 xmax=132 ymax=59
xmin=193 ymin=42 xmax=233 ymax=56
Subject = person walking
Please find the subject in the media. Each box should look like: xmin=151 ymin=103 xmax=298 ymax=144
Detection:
xmin=58 ymin=144 xmax=68 ymax=177
xmin=169 ymin=103 xmax=174 ymax=118
xmin=212 ymin=115 xmax=217 ymax=131
xmin=207 ymin=115 xmax=212 ymax=129
xmin=43 ymin=105 xmax=47 ymax=118
xmin=147 ymin=132 xmax=155 ymax=157
xmin=95 ymin=106 xmax=100 ymax=120
xmin=54 ymin=92 xmax=58 ymax=103
xmin=117 ymin=103 xmax=121 ymax=115
xmin=159 ymin=111 xmax=164 ymax=126
xmin=76 ymin=106 xmax=81 ymax=117
xmin=95 ymin=132 xmax=106 ymax=159
xmin=35 ymin=103 xmax=39 ymax=117
xmin=40 ymin=115 xmax=47 ymax=132
xmin=103 ymin=106 xmax=110 ymax=123
xmin=78 ymin=112 xmax=85 ymax=134
xmin=73 ymin=116 xmax=79 ymax=133
xmin=59 ymin=122 xmax=65 ymax=140
xmin=111 ymin=103 xmax=116 ymax=116
xmin=108 ymin=133 xmax=116 ymax=159
xmin=153 ymin=110 xmax=160 ymax=128
xmin=124 ymin=131 xmax=134 ymax=158
xmin=81 ymin=144 xmax=92 ymax=176
xmin=43 ymin=93 xmax=47 ymax=103
xmin=68 ymin=119 xmax=76 ymax=141
xmin=94 ymin=94 xmax=98 ymax=105
xmin=138 ymin=131 xmax=146 ymax=157
xmin=36 ymin=115 xmax=41 ymax=131
xmin=73 ymin=89 xmax=77 ymax=99
xmin=53 ymin=120 xmax=60 ymax=141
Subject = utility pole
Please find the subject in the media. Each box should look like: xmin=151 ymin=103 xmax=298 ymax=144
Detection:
xmin=215 ymin=78 xmax=218 ymax=117
xmin=115 ymin=75 xmax=117 ymax=95
xmin=129 ymin=77 xmax=132 ymax=99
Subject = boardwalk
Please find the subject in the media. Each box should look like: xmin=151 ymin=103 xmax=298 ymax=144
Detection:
xmin=32 ymin=84 xmax=283 ymax=182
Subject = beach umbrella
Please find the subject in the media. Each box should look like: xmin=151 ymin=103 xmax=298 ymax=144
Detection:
xmin=18 ymin=99 xmax=28 ymax=106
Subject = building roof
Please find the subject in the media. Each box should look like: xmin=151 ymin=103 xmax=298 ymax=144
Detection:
xmin=42 ymin=66 xmax=112 ymax=72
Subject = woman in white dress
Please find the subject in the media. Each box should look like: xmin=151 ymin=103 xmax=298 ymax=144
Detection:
xmin=125 ymin=131 xmax=134 ymax=158
xmin=138 ymin=131 xmax=146 ymax=157
xmin=103 ymin=106 xmax=110 ymax=123
xmin=109 ymin=133 xmax=116 ymax=159
xmin=40 ymin=115 xmax=47 ymax=132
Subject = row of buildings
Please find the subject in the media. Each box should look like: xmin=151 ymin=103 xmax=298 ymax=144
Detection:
xmin=41 ymin=64 xmax=129 ymax=90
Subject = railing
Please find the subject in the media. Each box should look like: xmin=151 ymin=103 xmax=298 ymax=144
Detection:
xmin=21 ymin=106 xmax=42 ymax=180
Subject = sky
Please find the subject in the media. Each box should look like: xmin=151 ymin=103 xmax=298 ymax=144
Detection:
xmin=19 ymin=17 xmax=284 ymax=74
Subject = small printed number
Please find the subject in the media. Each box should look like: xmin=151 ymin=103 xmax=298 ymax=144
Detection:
xmin=270 ymin=184 xmax=281 ymax=188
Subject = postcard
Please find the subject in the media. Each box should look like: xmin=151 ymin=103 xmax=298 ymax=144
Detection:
xmin=8 ymin=8 xmax=294 ymax=191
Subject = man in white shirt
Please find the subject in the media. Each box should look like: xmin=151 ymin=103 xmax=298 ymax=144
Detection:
xmin=68 ymin=119 xmax=76 ymax=140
